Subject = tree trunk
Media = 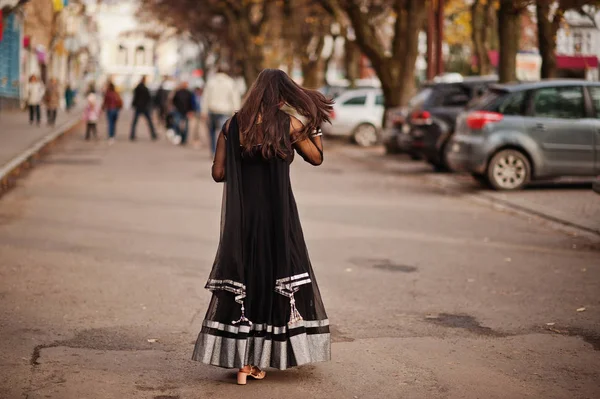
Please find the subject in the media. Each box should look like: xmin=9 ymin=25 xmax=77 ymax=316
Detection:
xmin=240 ymin=48 xmax=263 ymax=88
xmin=471 ymin=0 xmax=492 ymax=75
xmin=536 ymin=1 xmax=560 ymax=79
xmin=302 ymin=59 xmax=326 ymax=88
xmin=347 ymin=0 xmax=425 ymax=110
xmin=343 ymin=39 xmax=360 ymax=87
xmin=497 ymin=1 xmax=521 ymax=83
xmin=300 ymin=35 xmax=327 ymax=88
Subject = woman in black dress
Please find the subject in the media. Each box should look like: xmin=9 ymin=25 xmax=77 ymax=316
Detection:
xmin=192 ymin=69 xmax=333 ymax=384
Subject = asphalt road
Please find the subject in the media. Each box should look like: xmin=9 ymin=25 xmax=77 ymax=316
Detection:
xmin=1 ymin=114 xmax=599 ymax=399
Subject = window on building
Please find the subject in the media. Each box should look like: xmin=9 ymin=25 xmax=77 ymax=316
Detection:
xmin=585 ymin=32 xmax=592 ymax=54
xmin=135 ymin=45 xmax=146 ymax=66
xmin=118 ymin=44 xmax=128 ymax=66
xmin=532 ymin=86 xmax=585 ymax=119
xmin=573 ymin=32 xmax=583 ymax=54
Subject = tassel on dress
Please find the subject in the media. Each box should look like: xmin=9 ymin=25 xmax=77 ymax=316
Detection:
xmin=232 ymin=302 xmax=252 ymax=326
xmin=288 ymin=294 xmax=303 ymax=325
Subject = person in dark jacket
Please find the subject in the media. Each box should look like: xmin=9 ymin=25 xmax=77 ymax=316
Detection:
xmin=172 ymin=81 xmax=195 ymax=145
xmin=154 ymin=76 xmax=169 ymax=122
xmin=130 ymin=76 xmax=157 ymax=141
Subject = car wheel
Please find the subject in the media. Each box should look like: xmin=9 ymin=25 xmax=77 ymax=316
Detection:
xmin=486 ymin=149 xmax=531 ymax=191
xmin=353 ymin=123 xmax=379 ymax=147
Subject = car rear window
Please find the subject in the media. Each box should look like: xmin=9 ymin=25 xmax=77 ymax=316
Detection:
xmin=467 ymin=89 xmax=504 ymax=110
xmin=342 ymin=95 xmax=367 ymax=106
xmin=408 ymin=88 xmax=433 ymax=108
xmin=467 ymin=88 xmax=526 ymax=115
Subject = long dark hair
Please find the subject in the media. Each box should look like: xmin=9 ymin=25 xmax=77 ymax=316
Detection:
xmin=237 ymin=69 xmax=333 ymax=158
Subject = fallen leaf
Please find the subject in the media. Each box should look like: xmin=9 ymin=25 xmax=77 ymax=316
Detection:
xmin=576 ymin=307 xmax=586 ymax=312
xmin=545 ymin=322 xmax=555 ymax=326
xmin=147 ymin=338 xmax=159 ymax=343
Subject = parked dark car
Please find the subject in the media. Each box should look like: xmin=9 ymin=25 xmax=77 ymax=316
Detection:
xmin=406 ymin=77 xmax=498 ymax=170
xmin=382 ymin=76 xmax=497 ymax=161
xmin=447 ymin=80 xmax=600 ymax=190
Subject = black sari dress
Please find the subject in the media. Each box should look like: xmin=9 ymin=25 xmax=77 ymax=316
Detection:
xmin=192 ymin=112 xmax=330 ymax=370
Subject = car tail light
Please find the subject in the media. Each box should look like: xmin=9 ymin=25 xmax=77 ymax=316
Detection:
xmin=385 ymin=109 xmax=405 ymax=128
xmin=466 ymin=111 xmax=503 ymax=130
xmin=411 ymin=110 xmax=431 ymax=125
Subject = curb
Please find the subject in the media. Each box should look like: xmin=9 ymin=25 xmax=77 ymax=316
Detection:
xmin=319 ymin=144 xmax=600 ymax=238
xmin=0 ymin=117 xmax=82 ymax=197
xmin=428 ymin=174 xmax=600 ymax=238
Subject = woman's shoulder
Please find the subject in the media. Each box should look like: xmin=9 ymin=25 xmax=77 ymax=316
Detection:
xmin=280 ymin=103 xmax=308 ymax=126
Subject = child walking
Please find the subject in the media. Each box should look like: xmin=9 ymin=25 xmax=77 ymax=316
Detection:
xmin=84 ymin=92 xmax=100 ymax=140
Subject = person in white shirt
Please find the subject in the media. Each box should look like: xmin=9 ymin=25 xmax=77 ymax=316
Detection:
xmin=201 ymin=67 xmax=241 ymax=154
xmin=26 ymin=75 xmax=46 ymax=126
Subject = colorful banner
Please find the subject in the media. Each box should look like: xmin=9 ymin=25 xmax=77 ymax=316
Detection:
xmin=53 ymin=0 xmax=64 ymax=11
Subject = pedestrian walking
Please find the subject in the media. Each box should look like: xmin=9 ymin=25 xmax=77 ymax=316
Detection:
xmin=26 ymin=75 xmax=45 ymax=126
xmin=129 ymin=76 xmax=157 ymax=141
xmin=201 ymin=67 xmax=241 ymax=154
xmin=65 ymin=84 xmax=75 ymax=111
xmin=171 ymin=81 xmax=195 ymax=145
xmin=44 ymin=78 xmax=60 ymax=126
xmin=84 ymin=92 xmax=100 ymax=140
xmin=101 ymin=83 xmax=123 ymax=144
xmin=154 ymin=77 xmax=169 ymax=123
xmin=190 ymin=86 xmax=203 ymax=147
xmin=191 ymin=69 xmax=333 ymax=384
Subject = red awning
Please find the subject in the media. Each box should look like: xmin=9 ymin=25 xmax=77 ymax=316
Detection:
xmin=486 ymin=50 xmax=598 ymax=70
xmin=556 ymin=55 xmax=598 ymax=70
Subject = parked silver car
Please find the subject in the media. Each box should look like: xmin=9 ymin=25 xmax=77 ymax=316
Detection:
xmin=322 ymin=88 xmax=384 ymax=147
xmin=447 ymin=80 xmax=600 ymax=190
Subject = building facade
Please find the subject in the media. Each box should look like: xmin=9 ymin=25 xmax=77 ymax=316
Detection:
xmin=0 ymin=10 xmax=22 ymax=109
xmin=556 ymin=9 xmax=600 ymax=81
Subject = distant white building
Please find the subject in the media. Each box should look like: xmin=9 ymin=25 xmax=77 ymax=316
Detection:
xmin=556 ymin=9 xmax=600 ymax=81
xmin=92 ymin=0 xmax=156 ymax=95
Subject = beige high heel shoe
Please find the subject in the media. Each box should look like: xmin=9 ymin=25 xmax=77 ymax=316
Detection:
xmin=237 ymin=365 xmax=266 ymax=385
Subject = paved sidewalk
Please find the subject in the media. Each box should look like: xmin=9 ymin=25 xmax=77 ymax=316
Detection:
xmin=0 ymin=107 xmax=82 ymax=172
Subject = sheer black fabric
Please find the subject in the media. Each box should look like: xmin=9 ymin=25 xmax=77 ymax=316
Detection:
xmin=193 ymin=112 xmax=330 ymax=370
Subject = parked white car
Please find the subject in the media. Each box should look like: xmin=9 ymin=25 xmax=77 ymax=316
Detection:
xmin=322 ymin=88 xmax=384 ymax=147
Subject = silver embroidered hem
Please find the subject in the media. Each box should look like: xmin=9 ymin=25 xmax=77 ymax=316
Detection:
xmin=191 ymin=319 xmax=331 ymax=370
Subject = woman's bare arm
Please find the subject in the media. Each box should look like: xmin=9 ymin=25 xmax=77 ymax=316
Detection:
xmin=211 ymin=119 xmax=231 ymax=182
xmin=290 ymin=116 xmax=323 ymax=166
